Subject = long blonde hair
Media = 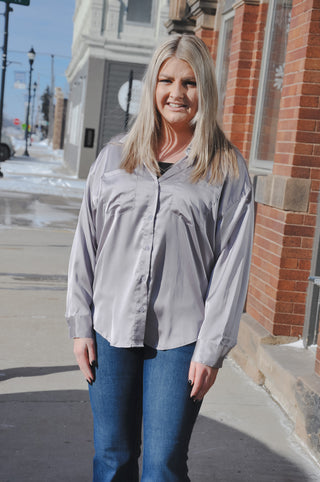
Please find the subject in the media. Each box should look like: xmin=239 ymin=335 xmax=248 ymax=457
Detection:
xmin=120 ymin=34 xmax=238 ymax=183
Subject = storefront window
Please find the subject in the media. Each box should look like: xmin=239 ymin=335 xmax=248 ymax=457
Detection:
xmin=127 ymin=0 xmax=153 ymax=24
xmin=251 ymin=0 xmax=292 ymax=171
xmin=216 ymin=1 xmax=235 ymax=121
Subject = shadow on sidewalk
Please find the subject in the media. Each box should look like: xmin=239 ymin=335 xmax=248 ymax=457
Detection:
xmin=0 ymin=365 xmax=78 ymax=382
xmin=0 ymin=389 xmax=311 ymax=481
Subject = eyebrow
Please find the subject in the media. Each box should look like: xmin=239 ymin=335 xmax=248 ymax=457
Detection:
xmin=158 ymin=74 xmax=196 ymax=81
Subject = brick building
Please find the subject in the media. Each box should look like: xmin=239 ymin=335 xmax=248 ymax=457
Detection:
xmin=166 ymin=0 xmax=320 ymax=458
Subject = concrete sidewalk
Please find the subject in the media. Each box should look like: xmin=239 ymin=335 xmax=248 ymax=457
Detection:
xmin=1 ymin=148 xmax=320 ymax=481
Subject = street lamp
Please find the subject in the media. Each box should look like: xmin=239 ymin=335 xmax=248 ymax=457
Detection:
xmin=31 ymin=81 xmax=38 ymax=141
xmin=23 ymin=47 xmax=36 ymax=156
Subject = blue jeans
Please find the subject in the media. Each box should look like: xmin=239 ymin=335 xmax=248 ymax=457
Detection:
xmin=89 ymin=332 xmax=202 ymax=481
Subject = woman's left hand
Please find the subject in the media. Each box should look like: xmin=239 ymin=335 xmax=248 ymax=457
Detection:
xmin=188 ymin=361 xmax=219 ymax=401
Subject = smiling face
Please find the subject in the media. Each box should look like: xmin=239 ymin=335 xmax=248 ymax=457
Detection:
xmin=155 ymin=56 xmax=198 ymax=134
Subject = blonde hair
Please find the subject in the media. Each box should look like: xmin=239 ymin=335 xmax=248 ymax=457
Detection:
xmin=121 ymin=34 xmax=238 ymax=183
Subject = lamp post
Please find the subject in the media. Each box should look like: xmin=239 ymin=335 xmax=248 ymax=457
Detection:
xmin=31 ymin=81 xmax=37 ymax=141
xmin=23 ymin=47 xmax=36 ymax=157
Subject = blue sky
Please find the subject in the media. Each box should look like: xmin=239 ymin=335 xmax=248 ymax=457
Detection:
xmin=0 ymin=0 xmax=74 ymax=124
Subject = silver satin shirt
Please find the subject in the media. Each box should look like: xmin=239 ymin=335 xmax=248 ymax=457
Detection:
xmin=66 ymin=137 xmax=254 ymax=368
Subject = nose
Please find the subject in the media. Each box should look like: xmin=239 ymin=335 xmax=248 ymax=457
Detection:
xmin=169 ymin=80 xmax=184 ymax=99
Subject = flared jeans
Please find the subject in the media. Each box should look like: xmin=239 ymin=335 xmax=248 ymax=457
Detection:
xmin=88 ymin=332 xmax=202 ymax=481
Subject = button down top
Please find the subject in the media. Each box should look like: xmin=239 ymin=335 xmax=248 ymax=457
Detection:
xmin=66 ymin=137 xmax=254 ymax=367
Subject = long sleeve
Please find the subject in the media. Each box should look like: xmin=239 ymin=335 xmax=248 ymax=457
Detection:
xmin=191 ymin=162 xmax=254 ymax=368
xmin=65 ymin=160 xmax=99 ymax=339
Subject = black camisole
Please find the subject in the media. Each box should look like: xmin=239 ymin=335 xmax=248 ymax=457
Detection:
xmin=158 ymin=161 xmax=174 ymax=176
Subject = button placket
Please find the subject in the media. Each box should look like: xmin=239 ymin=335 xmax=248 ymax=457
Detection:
xmin=132 ymin=178 xmax=159 ymax=341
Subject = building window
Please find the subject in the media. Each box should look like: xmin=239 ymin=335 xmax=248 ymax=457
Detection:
xmin=215 ymin=4 xmax=235 ymax=120
xmin=250 ymin=0 xmax=292 ymax=172
xmin=127 ymin=0 xmax=153 ymax=24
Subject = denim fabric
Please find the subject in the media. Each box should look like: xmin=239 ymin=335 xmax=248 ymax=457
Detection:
xmin=89 ymin=332 xmax=202 ymax=481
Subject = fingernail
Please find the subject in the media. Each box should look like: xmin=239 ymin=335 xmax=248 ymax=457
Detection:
xmin=188 ymin=379 xmax=193 ymax=385
xmin=90 ymin=360 xmax=96 ymax=367
xmin=87 ymin=378 xmax=92 ymax=385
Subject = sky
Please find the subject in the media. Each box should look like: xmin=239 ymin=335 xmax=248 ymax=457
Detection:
xmin=0 ymin=0 xmax=75 ymax=125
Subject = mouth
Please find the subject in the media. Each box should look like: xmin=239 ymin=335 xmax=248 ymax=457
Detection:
xmin=167 ymin=102 xmax=188 ymax=109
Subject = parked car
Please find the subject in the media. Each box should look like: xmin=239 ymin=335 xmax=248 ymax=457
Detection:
xmin=0 ymin=133 xmax=15 ymax=162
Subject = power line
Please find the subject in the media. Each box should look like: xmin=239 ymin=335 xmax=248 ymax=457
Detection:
xmin=7 ymin=49 xmax=71 ymax=59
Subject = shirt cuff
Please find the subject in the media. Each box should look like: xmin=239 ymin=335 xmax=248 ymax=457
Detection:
xmin=66 ymin=314 xmax=94 ymax=339
xmin=191 ymin=338 xmax=236 ymax=368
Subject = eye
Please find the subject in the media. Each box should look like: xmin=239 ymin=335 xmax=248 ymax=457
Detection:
xmin=185 ymin=80 xmax=197 ymax=87
xmin=158 ymin=78 xmax=171 ymax=84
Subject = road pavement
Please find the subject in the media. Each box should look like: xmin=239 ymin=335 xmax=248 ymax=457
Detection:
xmin=1 ymin=145 xmax=320 ymax=481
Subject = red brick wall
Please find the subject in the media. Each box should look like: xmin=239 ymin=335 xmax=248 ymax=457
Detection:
xmin=222 ymin=1 xmax=268 ymax=159
xmin=194 ymin=0 xmax=319 ymax=370
xmin=210 ymin=29 xmax=219 ymax=64
xmin=195 ymin=28 xmax=214 ymax=51
xmin=247 ymin=206 xmax=315 ymax=336
xmin=245 ymin=0 xmax=320 ymax=353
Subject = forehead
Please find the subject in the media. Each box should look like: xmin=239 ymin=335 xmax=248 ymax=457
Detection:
xmin=158 ymin=56 xmax=195 ymax=77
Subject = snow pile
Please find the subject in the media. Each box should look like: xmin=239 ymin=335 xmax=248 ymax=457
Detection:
xmin=0 ymin=140 xmax=86 ymax=199
xmin=281 ymin=339 xmax=317 ymax=352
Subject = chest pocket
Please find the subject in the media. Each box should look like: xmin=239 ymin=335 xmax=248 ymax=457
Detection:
xmin=100 ymin=169 xmax=137 ymax=216
xmin=170 ymin=180 xmax=219 ymax=227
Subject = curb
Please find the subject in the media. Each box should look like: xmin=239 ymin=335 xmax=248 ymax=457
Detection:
xmin=230 ymin=313 xmax=320 ymax=463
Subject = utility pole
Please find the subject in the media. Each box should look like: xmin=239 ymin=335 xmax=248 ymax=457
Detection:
xmin=0 ymin=1 xmax=12 ymax=145
xmin=48 ymin=53 xmax=55 ymax=141
xmin=23 ymin=46 xmax=35 ymax=156
xmin=0 ymin=0 xmax=31 ymax=175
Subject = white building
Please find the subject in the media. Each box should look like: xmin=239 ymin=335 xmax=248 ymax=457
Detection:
xmin=64 ymin=0 xmax=169 ymax=178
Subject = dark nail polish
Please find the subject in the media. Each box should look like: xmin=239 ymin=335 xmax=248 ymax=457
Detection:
xmin=188 ymin=379 xmax=193 ymax=385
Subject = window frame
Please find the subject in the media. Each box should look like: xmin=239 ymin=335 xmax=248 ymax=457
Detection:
xmin=215 ymin=7 xmax=235 ymax=120
xmin=125 ymin=0 xmax=154 ymax=26
xmin=249 ymin=0 xmax=291 ymax=173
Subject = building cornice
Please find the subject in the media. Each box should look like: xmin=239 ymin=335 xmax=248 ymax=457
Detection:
xmin=187 ymin=0 xmax=218 ymax=17
xmin=66 ymin=34 xmax=159 ymax=83
xmin=165 ymin=17 xmax=196 ymax=34
xmin=232 ymin=0 xmax=260 ymax=9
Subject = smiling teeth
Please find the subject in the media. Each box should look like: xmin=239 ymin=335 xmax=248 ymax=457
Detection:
xmin=169 ymin=103 xmax=186 ymax=107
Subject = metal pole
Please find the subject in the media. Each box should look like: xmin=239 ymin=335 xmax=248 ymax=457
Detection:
xmin=0 ymin=2 xmax=12 ymax=175
xmin=23 ymin=62 xmax=33 ymax=156
xmin=0 ymin=2 xmax=11 ymax=145
xmin=31 ymin=81 xmax=37 ymax=140
xmin=124 ymin=70 xmax=133 ymax=132
xmin=48 ymin=54 xmax=55 ymax=140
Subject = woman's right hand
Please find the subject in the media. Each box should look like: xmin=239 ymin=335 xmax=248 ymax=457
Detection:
xmin=73 ymin=337 xmax=96 ymax=384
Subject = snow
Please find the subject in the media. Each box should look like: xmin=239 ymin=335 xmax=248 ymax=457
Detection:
xmin=0 ymin=139 xmax=86 ymax=199
xmin=281 ymin=339 xmax=317 ymax=352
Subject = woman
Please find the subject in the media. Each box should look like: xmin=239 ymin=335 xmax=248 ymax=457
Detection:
xmin=66 ymin=34 xmax=254 ymax=481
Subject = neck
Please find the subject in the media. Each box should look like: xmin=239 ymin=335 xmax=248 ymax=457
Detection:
xmin=157 ymin=123 xmax=193 ymax=163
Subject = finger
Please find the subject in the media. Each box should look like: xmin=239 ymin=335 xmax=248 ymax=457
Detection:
xmin=190 ymin=364 xmax=219 ymax=400
xmin=188 ymin=361 xmax=196 ymax=385
xmin=190 ymin=366 xmax=207 ymax=399
xmin=194 ymin=367 xmax=219 ymax=400
xmin=87 ymin=339 xmax=97 ymax=366
xmin=74 ymin=339 xmax=95 ymax=383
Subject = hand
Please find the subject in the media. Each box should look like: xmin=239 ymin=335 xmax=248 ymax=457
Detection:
xmin=73 ymin=337 xmax=96 ymax=384
xmin=188 ymin=361 xmax=219 ymax=401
